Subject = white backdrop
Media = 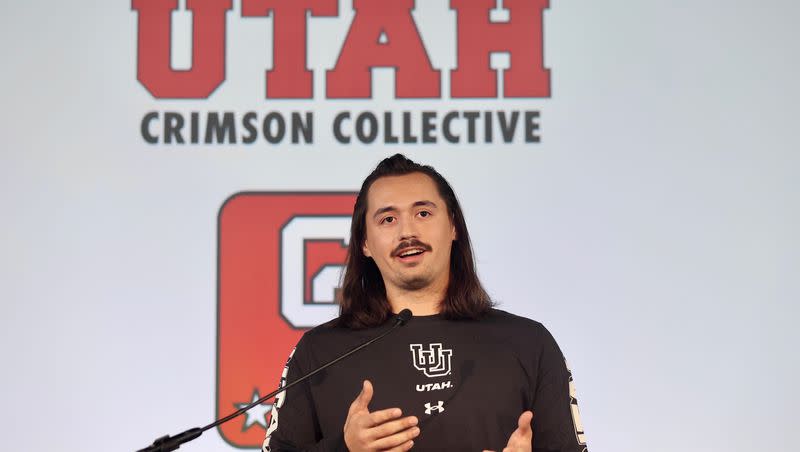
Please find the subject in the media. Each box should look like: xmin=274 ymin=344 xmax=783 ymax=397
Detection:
xmin=1 ymin=1 xmax=798 ymax=451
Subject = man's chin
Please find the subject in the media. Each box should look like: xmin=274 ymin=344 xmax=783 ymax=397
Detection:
xmin=398 ymin=276 xmax=431 ymax=291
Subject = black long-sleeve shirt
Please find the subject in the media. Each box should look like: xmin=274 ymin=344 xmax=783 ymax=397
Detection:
xmin=263 ymin=309 xmax=588 ymax=452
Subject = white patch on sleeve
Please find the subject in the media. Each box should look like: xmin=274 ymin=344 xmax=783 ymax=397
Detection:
xmin=262 ymin=347 xmax=297 ymax=452
xmin=565 ymin=359 xmax=588 ymax=449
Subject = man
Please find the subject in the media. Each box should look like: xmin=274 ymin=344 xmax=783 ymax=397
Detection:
xmin=263 ymin=154 xmax=588 ymax=452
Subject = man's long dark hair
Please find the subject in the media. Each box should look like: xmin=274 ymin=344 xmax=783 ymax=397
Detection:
xmin=338 ymin=154 xmax=492 ymax=329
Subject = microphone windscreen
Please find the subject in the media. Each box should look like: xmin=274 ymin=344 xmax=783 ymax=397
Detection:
xmin=397 ymin=309 xmax=413 ymax=325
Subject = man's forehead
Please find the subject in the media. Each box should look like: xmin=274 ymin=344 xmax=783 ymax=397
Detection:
xmin=365 ymin=173 xmax=444 ymax=211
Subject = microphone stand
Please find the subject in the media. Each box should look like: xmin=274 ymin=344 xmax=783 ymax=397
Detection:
xmin=136 ymin=310 xmax=412 ymax=452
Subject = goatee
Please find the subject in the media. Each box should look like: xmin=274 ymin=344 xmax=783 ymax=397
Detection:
xmin=398 ymin=275 xmax=431 ymax=291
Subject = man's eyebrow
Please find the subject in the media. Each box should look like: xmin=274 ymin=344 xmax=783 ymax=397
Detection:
xmin=413 ymin=200 xmax=438 ymax=209
xmin=371 ymin=200 xmax=438 ymax=220
xmin=372 ymin=205 xmax=397 ymax=220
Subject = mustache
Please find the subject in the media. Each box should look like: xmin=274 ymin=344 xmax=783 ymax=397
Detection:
xmin=392 ymin=239 xmax=432 ymax=257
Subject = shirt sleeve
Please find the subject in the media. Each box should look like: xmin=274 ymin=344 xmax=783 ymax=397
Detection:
xmin=531 ymin=325 xmax=589 ymax=452
xmin=263 ymin=338 xmax=347 ymax=452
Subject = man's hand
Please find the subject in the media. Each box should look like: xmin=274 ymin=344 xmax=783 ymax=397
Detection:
xmin=482 ymin=411 xmax=534 ymax=452
xmin=343 ymin=380 xmax=419 ymax=451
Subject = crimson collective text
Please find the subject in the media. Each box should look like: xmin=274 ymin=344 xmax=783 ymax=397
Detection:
xmin=140 ymin=110 xmax=541 ymax=145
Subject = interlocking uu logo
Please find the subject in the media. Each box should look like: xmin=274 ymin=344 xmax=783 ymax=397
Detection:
xmin=409 ymin=343 xmax=453 ymax=378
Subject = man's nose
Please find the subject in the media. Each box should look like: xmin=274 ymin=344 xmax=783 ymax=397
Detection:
xmin=398 ymin=214 xmax=419 ymax=240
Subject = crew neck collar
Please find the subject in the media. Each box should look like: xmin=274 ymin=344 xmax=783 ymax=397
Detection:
xmin=402 ymin=312 xmax=446 ymax=323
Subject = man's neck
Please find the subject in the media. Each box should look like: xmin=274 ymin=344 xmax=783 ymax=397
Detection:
xmin=385 ymin=281 xmax=447 ymax=317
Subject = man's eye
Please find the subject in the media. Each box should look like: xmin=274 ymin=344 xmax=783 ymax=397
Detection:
xmin=418 ymin=211 xmax=431 ymax=218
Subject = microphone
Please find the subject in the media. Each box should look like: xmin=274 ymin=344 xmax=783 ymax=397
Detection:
xmin=136 ymin=309 xmax=413 ymax=452
xmin=395 ymin=308 xmax=412 ymax=326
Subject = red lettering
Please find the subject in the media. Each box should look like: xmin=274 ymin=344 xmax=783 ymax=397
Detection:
xmin=450 ymin=0 xmax=550 ymax=98
xmin=242 ymin=0 xmax=337 ymax=99
xmin=326 ymin=0 xmax=440 ymax=98
xmin=132 ymin=0 xmax=231 ymax=98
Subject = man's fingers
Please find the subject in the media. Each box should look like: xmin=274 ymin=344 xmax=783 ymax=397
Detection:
xmin=359 ymin=380 xmax=374 ymax=407
xmin=369 ymin=415 xmax=418 ymax=440
xmin=482 ymin=412 xmax=535 ymax=452
xmin=361 ymin=407 xmax=404 ymax=428
xmin=348 ymin=380 xmax=373 ymax=414
xmin=382 ymin=439 xmax=415 ymax=452
xmin=517 ymin=411 xmax=533 ymax=433
xmin=504 ymin=410 xmax=534 ymax=449
xmin=368 ymin=425 xmax=420 ymax=450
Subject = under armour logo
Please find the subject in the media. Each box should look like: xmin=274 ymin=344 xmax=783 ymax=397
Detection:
xmin=409 ymin=343 xmax=453 ymax=378
xmin=424 ymin=401 xmax=444 ymax=415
